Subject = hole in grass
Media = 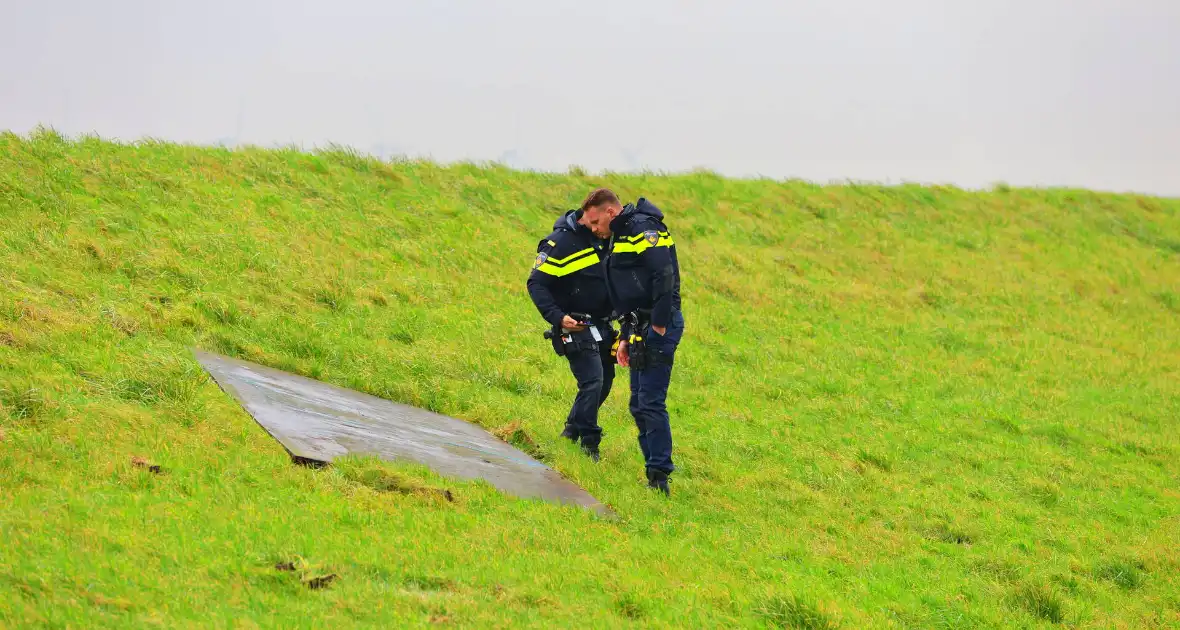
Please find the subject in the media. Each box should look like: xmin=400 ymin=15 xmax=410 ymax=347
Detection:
xmin=1094 ymin=558 xmax=1146 ymax=590
xmin=1013 ymin=584 xmax=1065 ymax=624
xmin=757 ymin=594 xmax=838 ymax=630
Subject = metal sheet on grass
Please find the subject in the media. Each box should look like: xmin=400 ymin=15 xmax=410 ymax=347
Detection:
xmin=194 ymin=350 xmax=610 ymax=515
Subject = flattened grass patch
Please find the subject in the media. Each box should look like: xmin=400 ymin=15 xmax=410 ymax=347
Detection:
xmin=339 ymin=457 xmax=455 ymax=502
xmin=491 ymin=421 xmax=550 ymax=462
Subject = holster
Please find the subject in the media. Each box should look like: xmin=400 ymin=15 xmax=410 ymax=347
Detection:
xmin=546 ymin=322 xmax=613 ymax=357
xmin=628 ymin=334 xmax=649 ymax=370
xmin=548 ymin=326 xmax=567 ymax=356
xmin=621 ymin=310 xmax=666 ymax=370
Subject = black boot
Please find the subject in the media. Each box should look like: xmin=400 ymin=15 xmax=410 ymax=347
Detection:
xmin=560 ymin=424 xmax=579 ymax=443
xmin=645 ymin=468 xmax=670 ymax=496
xmin=581 ymin=445 xmax=600 ymax=462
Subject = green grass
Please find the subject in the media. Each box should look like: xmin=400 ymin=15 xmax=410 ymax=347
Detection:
xmin=2 ymin=127 xmax=1179 ymax=628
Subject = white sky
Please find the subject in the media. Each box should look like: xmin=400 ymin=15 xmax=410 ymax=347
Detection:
xmin=3 ymin=0 xmax=1178 ymax=196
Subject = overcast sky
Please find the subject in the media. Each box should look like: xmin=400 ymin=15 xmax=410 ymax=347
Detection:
xmin=3 ymin=0 xmax=1178 ymax=196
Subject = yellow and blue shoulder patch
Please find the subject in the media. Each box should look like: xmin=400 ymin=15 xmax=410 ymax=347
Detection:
xmin=643 ymin=230 xmax=660 ymax=246
xmin=532 ymin=251 xmax=549 ymax=270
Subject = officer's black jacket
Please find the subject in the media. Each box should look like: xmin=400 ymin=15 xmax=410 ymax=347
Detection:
xmin=526 ymin=211 xmax=612 ymax=326
xmin=605 ymin=198 xmax=681 ymax=330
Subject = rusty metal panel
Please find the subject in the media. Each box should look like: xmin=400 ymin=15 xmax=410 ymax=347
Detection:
xmin=195 ymin=350 xmax=611 ymax=516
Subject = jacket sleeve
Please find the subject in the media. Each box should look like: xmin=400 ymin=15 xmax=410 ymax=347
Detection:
xmin=526 ymin=242 xmax=566 ymax=327
xmin=641 ymin=221 xmax=676 ymax=329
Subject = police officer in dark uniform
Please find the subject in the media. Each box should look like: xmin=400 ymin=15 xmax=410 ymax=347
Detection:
xmin=526 ymin=208 xmax=617 ymax=461
xmin=577 ymin=188 xmax=683 ymax=495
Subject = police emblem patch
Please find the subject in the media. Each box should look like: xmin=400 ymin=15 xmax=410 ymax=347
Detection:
xmin=532 ymin=251 xmax=549 ymax=270
xmin=644 ymin=230 xmax=660 ymax=246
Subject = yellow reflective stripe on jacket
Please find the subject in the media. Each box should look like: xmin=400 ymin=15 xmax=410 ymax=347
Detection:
xmin=544 ymin=247 xmax=595 ymax=265
xmin=612 ymin=233 xmax=674 ymax=254
xmin=535 ymin=251 xmax=601 ymax=277
xmin=619 ymin=231 xmax=670 ymax=244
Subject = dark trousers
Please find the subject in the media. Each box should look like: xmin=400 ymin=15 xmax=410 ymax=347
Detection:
xmin=563 ymin=334 xmax=616 ymax=449
xmin=630 ymin=309 xmax=684 ymax=475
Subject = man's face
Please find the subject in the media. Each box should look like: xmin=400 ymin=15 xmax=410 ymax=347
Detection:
xmin=578 ymin=203 xmax=618 ymax=238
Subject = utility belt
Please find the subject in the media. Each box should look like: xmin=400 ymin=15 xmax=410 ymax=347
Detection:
xmin=543 ymin=313 xmax=616 ymax=357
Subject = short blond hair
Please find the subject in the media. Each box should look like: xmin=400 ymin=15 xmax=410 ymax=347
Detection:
xmin=580 ymin=188 xmax=621 ymax=212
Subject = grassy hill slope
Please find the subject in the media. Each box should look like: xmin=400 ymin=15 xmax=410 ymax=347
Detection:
xmin=1 ymin=129 xmax=1179 ymax=628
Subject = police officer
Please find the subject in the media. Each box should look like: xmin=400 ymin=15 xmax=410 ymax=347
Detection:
xmin=526 ymin=207 xmax=617 ymax=461
xmin=577 ymin=188 xmax=683 ymax=495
